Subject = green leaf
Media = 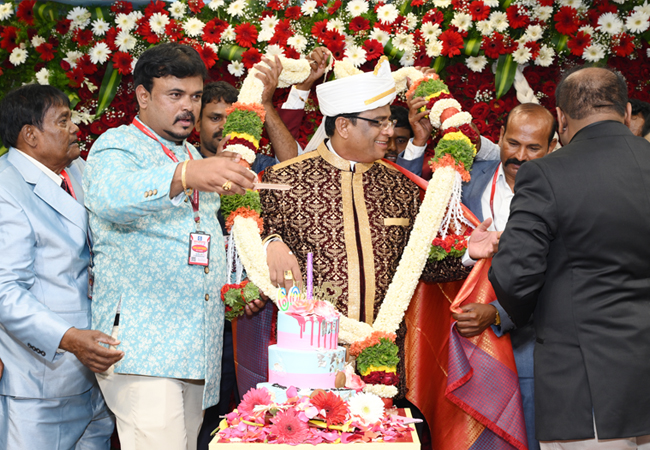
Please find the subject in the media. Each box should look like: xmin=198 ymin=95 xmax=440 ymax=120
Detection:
xmin=552 ymin=33 xmax=569 ymax=53
xmin=0 ymin=146 xmax=7 ymax=157
xmin=95 ymin=63 xmax=122 ymax=118
xmin=384 ymin=40 xmax=405 ymax=62
xmin=432 ymin=56 xmax=448 ymax=74
xmin=90 ymin=6 xmax=112 ymax=22
xmin=463 ymin=37 xmax=481 ymax=57
xmin=219 ymin=44 xmax=245 ymax=62
xmin=68 ymin=92 xmax=80 ymax=110
xmin=494 ymin=54 xmax=517 ymax=99
xmin=34 ymin=2 xmax=58 ymax=22
xmin=399 ymin=0 xmax=412 ymax=16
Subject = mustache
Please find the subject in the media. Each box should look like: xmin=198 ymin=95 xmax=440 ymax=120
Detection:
xmin=212 ymin=131 xmax=223 ymax=140
xmin=174 ymin=112 xmax=196 ymax=125
xmin=504 ymin=158 xmax=527 ymax=167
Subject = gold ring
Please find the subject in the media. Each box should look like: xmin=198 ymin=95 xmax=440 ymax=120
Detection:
xmin=284 ymin=270 xmax=293 ymax=280
xmin=222 ymin=180 xmax=232 ymax=191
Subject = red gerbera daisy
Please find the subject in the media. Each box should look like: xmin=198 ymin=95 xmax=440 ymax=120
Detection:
xmin=55 ymin=19 xmax=72 ymax=35
xmin=36 ymin=43 xmax=56 ymax=62
xmin=112 ymin=51 xmax=133 ymax=75
xmin=612 ymin=33 xmax=635 ymax=57
xmin=270 ymin=19 xmax=292 ymax=45
xmin=311 ymin=19 xmax=329 ymax=40
xmin=241 ymin=48 xmax=262 ymax=69
xmin=422 ymin=10 xmax=444 ymax=25
xmin=238 ymin=387 xmax=272 ymax=416
xmin=362 ymin=39 xmax=384 ymax=60
xmin=349 ymin=16 xmax=371 ymax=33
xmin=16 ymin=0 xmax=36 ymax=26
xmin=412 ymin=0 xmax=425 ymax=6
xmin=73 ymin=29 xmax=94 ymax=47
xmin=66 ymin=67 xmax=85 ymax=88
xmin=0 ymin=26 xmax=19 ymax=52
xmin=166 ymin=20 xmax=184 ymax=41
xmin=110 ymin=1 xmax=133 ymax=14
xmin=310 ymin=391 xmax=349 ymax=426
xmin=525 ymin=41 xmax=541 ymax=59
xmin=325 ymin=36 xmax=346 ymax=60
xmin=267 ymin=0 xmax=284 ymax=10
xmin=554 ymin=6 xmax=579 ymax=35
xmin=203 ymin=18 xmax=228 ymax=44
xmin=270 ymin=409 xmax=310 ymax=445
xmin=188 ymin=0 xmax=205 ymax=13
xmin=567 ymin=31 xmax=591 ymax=56
xmin=235 ymin=23 xmax=259 ymax=48
xmin=76 ymin=54 xmax=98 ymax=76
xmin=439 ymin=29 xmax=464 ymax=57
xmin=104 ymin=28 xmax=118 ymax=51
xmin=285 ymin=6 xmax=302 ymax=20
xmin=506 ymin=5 xmax=529 ymax=29
xmin=482 ymin=32 xmax=505 ymax=59
xmin=328 ymin=0 xmax=342 ymax=15
xmin=197 ymin=45 xmax=218 ymax=69
xmin=468 ymin=1 xmax=489 ymax=21
xmin=316 ymin=0 xmax=328 ymax=6
xmin=145 ymin=0 xmax=168 ymax=17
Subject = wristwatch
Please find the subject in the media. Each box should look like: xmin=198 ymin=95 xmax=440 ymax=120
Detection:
xmin=493 ymin=308 xmax=501 ymax=327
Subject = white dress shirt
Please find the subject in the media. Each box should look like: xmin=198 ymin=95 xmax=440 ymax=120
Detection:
xmin=15 ymin=149 xmax=63 ymax=186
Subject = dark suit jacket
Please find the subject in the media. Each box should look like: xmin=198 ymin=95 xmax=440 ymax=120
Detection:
xmin=489 ymin=121 xmax=650 ymax=441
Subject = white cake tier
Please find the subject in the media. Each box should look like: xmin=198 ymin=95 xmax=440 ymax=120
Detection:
xmin=268 ymin=344 xmax=346 ymax=389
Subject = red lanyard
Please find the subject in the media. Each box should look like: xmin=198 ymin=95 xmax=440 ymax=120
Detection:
xmin=489 ymin=164 xmax=501 ymax=232
xmin=132 ymin=118 xmax=201 ymax=225
xmin=60 ymin=169 xmax=76 ymax=199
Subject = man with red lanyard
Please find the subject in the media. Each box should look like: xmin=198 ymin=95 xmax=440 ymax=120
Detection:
xmin=83 ymin=43 xmax=259 ymax=450
xmin=452 ymin=103 xmax=558 ymax=450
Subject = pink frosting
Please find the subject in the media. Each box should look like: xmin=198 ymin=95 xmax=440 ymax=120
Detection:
xmin=288 ymin=296 xmax=315 ymax=315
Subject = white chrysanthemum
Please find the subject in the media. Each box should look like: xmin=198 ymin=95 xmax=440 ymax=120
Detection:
xmin=578 ymin=25 xmax=594 ymax=35
xmin=405 ymin=12 xmax=418 ymax=31
xmin=226 ymin=144 xmax=256 ymax=164
xmin=31 ymin=35 xmax=46 ymax=48
xmin=344 ymin=45 xmax=367 ymax=67
xmin=369 ymin=28 xmax=390 ymax=46
xmin=327 ymin=19 xmax=345 ymax=33
xmin=467 ymin=55 xmax=488 ymax=72
xmin=347 ymin=0 xmax=369 ymax=17
xmin=67 ymin=6 xmax=91 ymax=30
xmin=287 ymin=34 xmax=308 ymax=53
xmin=451 ymin=12 xmax=472 ymax=32
xmin=265 ymin=44 xmax=285 ymax=58
xmin=432 ymin=0 xmax=452 ymax=7
xmin=441 ymin=111 xmax=472 ymax=130
xmin=489 ymin=12 xmax=509 ymax=32
xmin=260 ymin=16 xmax=278 ymax=33
xmin=483 ymin=0 xmax=499 ymax=6
xmin=91 ymin=19 xmax=110 ymax=36
xmin=377 ymin=4 xmax=399 ymax=24
xmin=208 ymin=0 xmax=225 ymax=10
xmin=0 ymin=3 xmax=14 ymax=21
xmin=149 ymin=13 xmax=170 ymax=35
xmin=363 ymin=384 xmax=398 ymax=399
xmin=429 ymin=98 xmax=462 ymax=128
xmin=626 ymin=11 xmax=650 ymax=33
xmin=227 ymin=0 xmax=247 ymax=17
xmin=524 ymin=25 xmax=543 ymax=41
xmin=116 ymin=30 xmax=137 ymax=52
xmin=64 ymin=50 xmax=83 ymax=68
xmin=421 ymin=22 xmax=442 ymax=41
xmin=534 ymin=5 xmax=553 ymax=21
xmin=9 ymin=47 xmax=28 ymax=66
xmin=559 ymin=0 xmax=582 ymax=9
xmin=89 ymin=42 xmax=111 ymax=65
xmin=228 ymin=60 xmax=245 ymax=77
xmin=169 ymin=1 xmax=186 ymax=19
xmin=393 ymin=32 xmax=415 ymax=52
xmin=535 ymin=45 xmax=554 ymax=66
xmin=36 ymin=67 xmax=50 ymax=85
xmin=634 ymin=1 xmax=650 ymax=16
xmin=399 ymin=52 xmax=415 ymax=67
xmin=583 ymin=43 xmax=606 ymax=62
xmin=349 ymin=393 xmax=385 ymax=424
xmin=221 ymin=25 xmax=235 ymax=42
xmin=258 ymin=28 xmax=274 ymax=42
xmin=476 ymin=20 xmax=493 ymax=35
xmin=426 ymin=39 xmax=443 ymax=57
xmin=301 ymin=0 xmax=318 ymax=16
xmin=115 ymin=13 xmax=137 ymax=32
xmin=597 ymin=12 xmax=624 ymax=35
xmin=512 ymin=45 xmax=532 ymax=64
xmin=183 ymin=17 xmax=205 ymax=37
xmin=130 ymin=10 xmax=144 ymax=21
xmin=393 ymin=67 xmax=424 ymax=93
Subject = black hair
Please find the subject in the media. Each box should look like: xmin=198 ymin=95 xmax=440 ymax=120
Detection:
xmin=201 ymin=81 xmax=238 ymax=113
xmin=390 ymin=105 xmax=412 ymax=134
xmin=325 ymin=114 xmax=358 ymax=137
xmin=133 ymin=43 xmax=207 ymax=93
xmin=555 ymin=66 xmax=628 ymax=120
xmin=502 ymin=103 xmax=558 ymax=147
xmin=0 ymin=84 xmax=69 ymax=149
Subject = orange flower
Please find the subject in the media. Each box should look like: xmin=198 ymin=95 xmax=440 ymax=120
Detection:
xmin=429 ymin=154 xmax=471 ymax=182
xmin=225 ymin=207 xmax=264 ymax=233
xmin=226 ymin=102 xmax=266 ymax=122
xmin=350 ymin=331 xmax=397 ymax=357
xmin=405 ymin=73 xmax=440 ymax=101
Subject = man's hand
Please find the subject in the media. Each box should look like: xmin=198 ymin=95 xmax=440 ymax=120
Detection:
xmin=297 ymin=47 xmax=331 ymax=91
xmin=407 ymin=95 xmax=434 ymax=147
xmin=59 ymin=328 xmax=124 ymax=373
xmin=185 ymin=155 xmax=256 ymax=196
xmin=452 ymin=303 xmax=498 ymax=337
xmin=256 ymin=56 xmax=283 ymax=107
xmin=468 ymin=218 xmax=501 ymax=260
xmin=266 ymin=241 xmax=303 ymax=291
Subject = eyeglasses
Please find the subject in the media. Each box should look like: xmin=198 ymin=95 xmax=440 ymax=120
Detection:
xmin=347 ymin=115 xmax=398 ymax=131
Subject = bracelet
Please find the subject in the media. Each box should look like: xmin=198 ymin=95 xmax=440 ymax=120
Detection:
xmin=261 ymin=234 xmax=283 ymax=246
xmin=181 ymin=160 xmax=193 ymax=196
xmin=493 ymin=309 xmax=501 ymax=327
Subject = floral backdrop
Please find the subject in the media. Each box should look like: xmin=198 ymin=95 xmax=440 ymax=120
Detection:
xmin=1 ymin=0 xmax=650 ymax=157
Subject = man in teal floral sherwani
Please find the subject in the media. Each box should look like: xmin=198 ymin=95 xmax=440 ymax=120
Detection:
xmin=83 ymin=43 xmax=256 ymax=450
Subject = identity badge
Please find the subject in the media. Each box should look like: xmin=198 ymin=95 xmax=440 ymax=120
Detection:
xmin=188 ymin=232 xmax=211 ymax=266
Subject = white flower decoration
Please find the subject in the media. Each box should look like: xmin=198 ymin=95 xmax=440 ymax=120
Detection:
xmin=626 ymin=11 xmax=650 ymax=33
xmin=227 ymin=0 xmax=247 ymax=18
xmin=512 ymin=45 xmax=532 ymax=64
xmin=578 ymin=25 xmax=595 ymax=35
xmin=301 ymin=0 xmax=318 ymax=16
xmin=405 ymin=13 xmax=418 ymax=31
xmin=31 ymin=35 xmax=46 ymax=48
xmin=91 ymin=19 xmax=110 ymax=36
xmin=429 ymin=98 xmax=462 ymax=128
xmin=432 ymin=0 xmax=452 ymax=7
xmin=426 ymin=39 xmax=443 ymax=57
xmin=489 ymin=11 xmax=509 ymax=32
xmin=467 ymin=55 xmax=488 ymax=72
xmin=149 ymin=13 xmax=170 ymax=35
xmin=597 ymin=12 xmax=624 ymax=35
xmin=221 ymin=25 xmax=236 ymax=42
xmin=349 ymin=392 xmax=385 ymax=424
xmin=344 ymin=45 xmax=367 ymax=67
xmin=265 ymin=44 xmax=285 ymax=58
xmin=421 ymin=22 xmax=442 ymax=41
xmin=183 ymin=18 xmax=205 ymax=37
xmin=377 ymin=4 xmax=399 ymax=24
xmin=64 ymin=50 xmax=83 ymax=68
xmin=451 ymin=12 xmax=472 ymax=32
xmin=9 ymin=48 xmax=28 ymax=66
xmin=534 ymin=5 xmax=553 ymax=21
xmin=327 ymin=19 xmax=346 ymax=33
xmin=228 ymin=60 xmax=245 ymax=77
xmin=115 ymin=13 xmax=137 ymax=32
xmin=535 ymin=45 xmax=555 ymax=67
xmin=346 ymin=0 xmax=369 ymax=17
xmin=483 ymin=0 xmax=499 ymax=6
xmin=208 ymin=0 xmax=225 ymax=10
xmin=169 ymin=1 xmax=187 ymax=20
xmin=393 ymin=33 xmax=415 ymax=52
xmin=225 ymin=144 xmax=256 ymax=164
xmin=583 ymin=44 xmax=606 ymax=62
xmin=287 ymin=34 xmax=308 ymax=53
xmin=0 ymin=2 xmax=14 ymax=21
xmin=363 ymin=384 xmax=399 ymax=398
xmin=89 ymin=42 xmax=111 ymax=65
xmin=116 ymin=31 xmax=137 ymax=52
xmin=524 ymin=25 xmax=543 ymax=42
xmin=559 ymin=0 xmax=582 ymax=9
xmin=476 ymin=20 xmax=494 ymax=35
xmin=635 ymin=1 xmax=650 ymax=16
xmin=36 ymin=68 xmax=50 ymax=85
xmin=67 ymin=6 xmax=91 ymax=30
xmin=369 ymin=28 xmax=390 ymax=46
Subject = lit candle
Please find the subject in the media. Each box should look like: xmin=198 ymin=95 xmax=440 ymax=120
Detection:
xmin=307 ymin=252 xmax=313 ymax=300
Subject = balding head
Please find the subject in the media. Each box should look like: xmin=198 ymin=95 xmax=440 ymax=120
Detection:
xmin=503 ymin=103 xmax=557 ymax=146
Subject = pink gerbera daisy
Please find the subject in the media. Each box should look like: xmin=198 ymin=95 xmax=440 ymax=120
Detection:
xmin=269 ymin=409 xmax=310 ymax=445
xmin=237 ymin=387 xmax=272 ymax=416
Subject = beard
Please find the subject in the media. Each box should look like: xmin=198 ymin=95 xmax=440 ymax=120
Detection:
xmin=164 ymin=112 xmax=197 ymax=142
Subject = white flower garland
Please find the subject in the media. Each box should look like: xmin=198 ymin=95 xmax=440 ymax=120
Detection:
xmin=392 ymin=67 xmax=424 ymax=94
xmin=441 ymin=110 xmax=473 ymax=130
xmin=363 ymin=384 xmax=399 ymax=398
xmin=428 ymin=98 xmax=462 ymax=128
xmin=225 ymin=144 xmax=256 ymax=164
xmin=333 ymin=59 xmax=363 ymax=79
xmin=277 ymin=57 xmax=312 ymax=88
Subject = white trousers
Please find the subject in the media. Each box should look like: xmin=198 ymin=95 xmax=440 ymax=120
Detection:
xmin=541 ymin=417 xmax=650 ymax=450
xmin=96 ymin=372 xmax=204 ymax=450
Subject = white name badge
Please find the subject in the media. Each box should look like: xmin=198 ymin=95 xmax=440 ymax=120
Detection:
xmin=188 ymin=232 xmax=211 ymax=266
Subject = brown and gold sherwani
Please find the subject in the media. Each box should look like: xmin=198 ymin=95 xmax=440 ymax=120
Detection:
xmin=262 ymin=142 xmax=422 ymax=324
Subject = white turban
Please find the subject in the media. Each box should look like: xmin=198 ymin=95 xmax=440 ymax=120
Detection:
xmin=304 ymin=58 xmax=397 ymax=153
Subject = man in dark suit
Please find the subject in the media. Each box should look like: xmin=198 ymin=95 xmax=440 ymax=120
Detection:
xmin=454 ymin=103 xmax=557 ymax=450
xmin=489 ymin=66 xmax=650 ymax=448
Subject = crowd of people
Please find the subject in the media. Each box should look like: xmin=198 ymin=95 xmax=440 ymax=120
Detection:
xmin=1 ymin=41 xmax=650 ymax=450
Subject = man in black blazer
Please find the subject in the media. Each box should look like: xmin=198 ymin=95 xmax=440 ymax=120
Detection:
xmin=489 ymin=66 xmax=650 ymax=448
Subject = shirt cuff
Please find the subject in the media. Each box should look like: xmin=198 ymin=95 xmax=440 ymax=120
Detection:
xmin=282 ymin=86 xmax=310 ymax=110
xmin=402 ymin=138 xmax=427 ymax=161
xmin=461 ymin=236 xmax=477 ymax=267
xmin=171 ymin=191 xmax=185 ymax=206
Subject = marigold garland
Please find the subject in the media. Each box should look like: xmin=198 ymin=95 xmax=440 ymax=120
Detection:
xmin=225 ymin=206 xmax=264 ymax=233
